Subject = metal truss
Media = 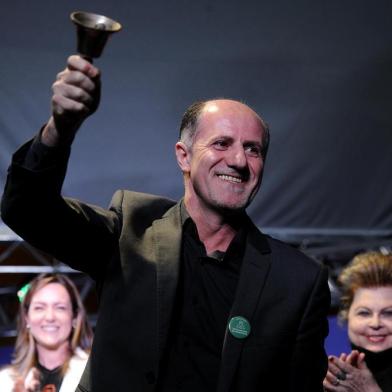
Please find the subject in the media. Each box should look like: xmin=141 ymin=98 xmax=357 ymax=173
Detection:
xmin=1 ymin=221 xmax=391 ymax=341
xmin=291 ymin=235 xmax=392 ymax=310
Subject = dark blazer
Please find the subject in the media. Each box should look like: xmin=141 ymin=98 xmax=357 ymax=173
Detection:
xmin=1 ymin=140 xmax=330 ymax=392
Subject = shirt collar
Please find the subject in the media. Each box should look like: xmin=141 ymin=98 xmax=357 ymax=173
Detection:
xmin=180 ymin=200 xmax=248 ymax=264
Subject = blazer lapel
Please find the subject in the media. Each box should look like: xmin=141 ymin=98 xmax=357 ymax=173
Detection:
xmin=217 ymin=223 xmax=272 ymax=392
xmin=152 ymin=202 xmax=183 ymax=358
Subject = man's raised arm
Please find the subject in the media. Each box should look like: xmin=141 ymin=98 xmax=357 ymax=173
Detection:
xmin=0 ymin=55 xmax=117 ymax=277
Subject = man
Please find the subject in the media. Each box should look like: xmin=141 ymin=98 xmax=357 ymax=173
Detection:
xmin=1 ymin=56 xmax=330 ymax=391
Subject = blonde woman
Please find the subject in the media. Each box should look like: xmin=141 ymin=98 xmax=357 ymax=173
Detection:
xmin=0 ymin=274 xmax=93 ymax=392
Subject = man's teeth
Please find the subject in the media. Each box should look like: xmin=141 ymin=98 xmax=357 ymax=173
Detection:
xmin=218 ymin=175 xmax=242 ymax=183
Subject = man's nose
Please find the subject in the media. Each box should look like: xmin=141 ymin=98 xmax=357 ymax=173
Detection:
xmin=228 ymin=146 xmax=247 ymax=168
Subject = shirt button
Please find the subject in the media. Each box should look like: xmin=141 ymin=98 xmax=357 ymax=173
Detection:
xmin=145 ymin=371 xmax=156 ymax=384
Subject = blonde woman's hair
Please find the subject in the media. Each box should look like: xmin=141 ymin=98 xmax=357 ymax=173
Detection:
xmin=338 ymin=251 xmax=392 ymax=321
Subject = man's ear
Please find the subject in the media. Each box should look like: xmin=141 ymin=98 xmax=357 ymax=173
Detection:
xmin=175 ymin=141 xmax=191 ymax=173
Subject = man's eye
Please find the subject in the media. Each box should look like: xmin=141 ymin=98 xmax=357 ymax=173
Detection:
xmin=357 ymin=310 xmax=370 ymax=317
xmin=245 ymin=145 xmax=262 ymax=156
xmin=213 ymin=140 xmax=228 ymax=149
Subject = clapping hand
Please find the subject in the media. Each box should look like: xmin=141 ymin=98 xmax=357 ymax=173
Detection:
xmin=323 ymin=350 xmax=382 ymax=392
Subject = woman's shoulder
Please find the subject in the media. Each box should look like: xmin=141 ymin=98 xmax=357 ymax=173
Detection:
xmin=60 ymin=349 xmax=89 ymax=392
xmin=0 ymin=366 xmax=17 ymax=390
xmin=0 ymin=364 xmax=15 ymax=376
xmin=67 ymin=348 xmax=89 ymax=371
xmin=71 ymin=347 xmax=89 ymax=362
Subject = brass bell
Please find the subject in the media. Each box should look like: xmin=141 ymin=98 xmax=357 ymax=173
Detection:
xmin=70 ymin=11 xmax=122 ymax=60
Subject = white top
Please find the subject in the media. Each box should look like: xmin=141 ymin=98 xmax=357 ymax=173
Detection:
xmin=0 ymin=348 xmax=88 ymax=392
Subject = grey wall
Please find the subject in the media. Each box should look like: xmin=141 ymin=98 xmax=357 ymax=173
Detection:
xmin=1 ymin=0 xmax=392 ymax=244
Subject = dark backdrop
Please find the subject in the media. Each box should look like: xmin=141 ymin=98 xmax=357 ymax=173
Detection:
xmin=1 ymin=0 xmax=392 ymax=245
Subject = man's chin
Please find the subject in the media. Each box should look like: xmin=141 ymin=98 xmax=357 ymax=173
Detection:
xmin=213 ymin=199 xmax=250 ymax=215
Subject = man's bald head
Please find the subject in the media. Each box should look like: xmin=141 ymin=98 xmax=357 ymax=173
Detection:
xmin=179 ymin=99 xmax=270 ymax=158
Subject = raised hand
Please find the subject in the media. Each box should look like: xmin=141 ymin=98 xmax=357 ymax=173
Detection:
xmin=42 ymin=55 xmax=101 ymax=146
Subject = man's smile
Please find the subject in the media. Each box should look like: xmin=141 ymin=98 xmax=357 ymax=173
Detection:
xmin=217 ymin=174 xmax=244 ymax=183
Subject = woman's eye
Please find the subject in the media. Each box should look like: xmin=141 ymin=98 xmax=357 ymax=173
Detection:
xmin=356 ymin=310 xmax=370 ymax=317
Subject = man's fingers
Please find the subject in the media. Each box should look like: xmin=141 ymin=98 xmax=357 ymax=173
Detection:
xmin=67 ymin=55 xmax=100 ymax=78
xmin=44 ymin=55 xmax=101 ymax=145
xmin=54 ymin=70 xmax=98 ymax=93
xmin=51 ymin=62 xmax=101 ymax=125
xmin=52 ymin=94 xmax=90 ymax=116
xmin=52 ymin=83 xmax=95 ymax=108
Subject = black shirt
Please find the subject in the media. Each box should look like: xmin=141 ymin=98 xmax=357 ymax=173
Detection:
xmin=158 ymin=212 xmax=246 ymax=391
xmin=36 ymin=363 xmax=63 ymax=392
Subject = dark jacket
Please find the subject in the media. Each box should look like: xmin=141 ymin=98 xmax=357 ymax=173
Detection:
xmin=1 ymin=139 xmax=330 ymax=391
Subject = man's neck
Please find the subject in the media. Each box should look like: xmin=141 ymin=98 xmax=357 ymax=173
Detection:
xmin=184 ymin=199 xmax=242 ymax=254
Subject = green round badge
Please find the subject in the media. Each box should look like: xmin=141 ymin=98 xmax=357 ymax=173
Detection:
xmin=228 ymin=316 xmax=251 ymax=339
